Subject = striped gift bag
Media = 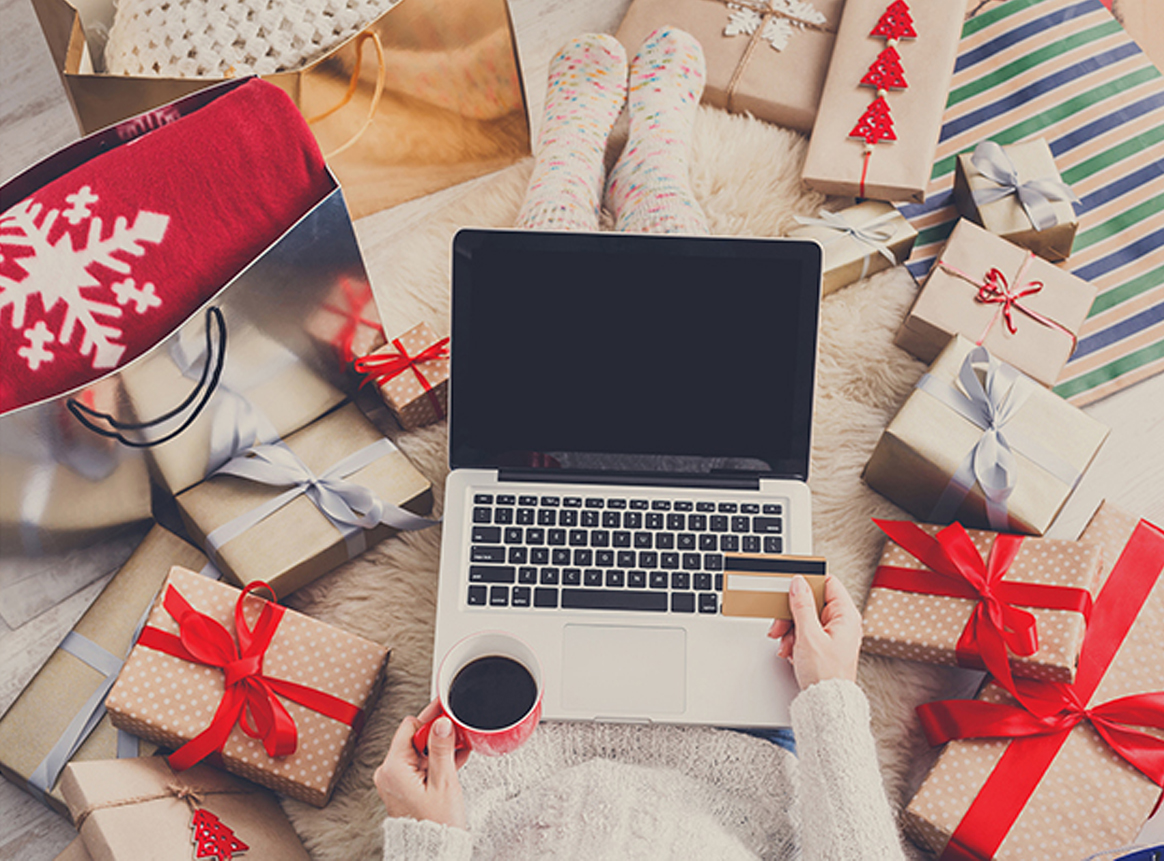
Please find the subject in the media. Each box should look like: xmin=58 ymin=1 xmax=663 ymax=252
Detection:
xmin=898 ymin=0 xmax=1164 ymax=406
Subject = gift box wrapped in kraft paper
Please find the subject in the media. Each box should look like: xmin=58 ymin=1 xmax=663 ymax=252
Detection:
xmin=801 ymin=0 xmax=962 ymax=201
xmin=305 ymin=277 xmax=387 ymax=368
xmin=61 ymin=757 xmax=311 ymax=860
xmin=863 ymin=336 xmax=1108 ymax=536
xmin=953 ymin=139 xmax=1080 ymax=263
xmin=354 ymin=322 xmax=449 ymax=430
xmin=615 ymin=0 xmax=843 ymax=132
xmin=787 ymin=200 xmax=917 ymax=295
xmin=105 ymin=565 xmax=390 ymax=806
xmin=902 ymin=502 xmax=1164 ymax=860
xmin=862 ymin=520 xmax=1102 ymax=689
xmin=894 ymin=219 xmax=1097 ymax=388
xmin=176 ymin=402 xmax=435 ymax=596
xmin=0 ymin=525 xmax=215 ymax=816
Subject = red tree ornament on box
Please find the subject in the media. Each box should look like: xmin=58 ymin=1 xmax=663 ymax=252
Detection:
xmin=191 ymin=808 xmax=249 ymax=861
xmin=870 ymin=0 xmax=917 ymax=39
xmin=860 ymin=46 xmax=908 ymax=90
xmin=850 ymin=96 xmax=897 ymax=144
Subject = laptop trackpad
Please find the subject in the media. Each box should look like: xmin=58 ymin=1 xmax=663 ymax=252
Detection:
xmin=561 ymin=625 xmax=686 ymax=716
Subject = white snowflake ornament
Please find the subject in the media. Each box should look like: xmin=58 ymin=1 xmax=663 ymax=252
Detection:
xmin=724 ymin=0 xmax=828 ymax=51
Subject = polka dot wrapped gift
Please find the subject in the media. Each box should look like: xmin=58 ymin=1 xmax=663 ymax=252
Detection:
xmin=862 ymin=520 xmax=1103 ymax=687
xmin=902 ymin=502 xmax=1164 ymax=860
xmin=105 ymin=565 xmax=390 ymax=807
xmin=354 ymin=322 xmax=449 ymax=431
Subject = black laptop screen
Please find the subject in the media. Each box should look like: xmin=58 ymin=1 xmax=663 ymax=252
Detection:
xmin=449 ymin=230 xmax=820 ymax=479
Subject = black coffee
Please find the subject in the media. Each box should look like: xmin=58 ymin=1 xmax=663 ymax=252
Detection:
xmin=448 ymin=655 xmax=537 ymax=731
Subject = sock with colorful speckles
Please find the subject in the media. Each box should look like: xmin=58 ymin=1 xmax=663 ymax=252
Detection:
xmin=606 ymin=28 xmax=708 ymax=235
xmin=516 ymin=34 xmax=628 ymax=231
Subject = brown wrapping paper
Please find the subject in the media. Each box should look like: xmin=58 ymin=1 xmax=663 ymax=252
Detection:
xmin=894 ymin=219 xmax=1097 ymax=387
xmin=54 ymin=838 xmax=93 ymax=861
xmin=953 ymin=138 xmax=1078 ymax=262
xmin=903 ymin=502 xmax=1164 ymax=858
xmin=105 ymin=565 xmax=389 ymax=806
xmin=0 ymin=525 xmax=209 ymax=816
xmin=863 ymin=336 xmax=1109 ymax=535
xmin=176 ymin=402 xmax=433 ymax=596
xmin=802 ymin=0 xmax=963 ymax=201
xmin=304 ymin=277 xmax=387 ymax=366
xmin=616 ymin=0 xmax=843 ymax=132
xmin=862 ymin=523 xmax=1103 ymax=683
xmin=362 ymin=322 xmax=450 ymax=431
xmin=787 ymin=200 xmax=917 ymax=295
xmin=61 ymin=757 xmax=311 ymax=860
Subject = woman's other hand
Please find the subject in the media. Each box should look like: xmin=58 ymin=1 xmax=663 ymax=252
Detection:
xmin=767 ymin=574 xmax=862 ymax=690
xmin=374 ymin=698 xmax=470 ymax=828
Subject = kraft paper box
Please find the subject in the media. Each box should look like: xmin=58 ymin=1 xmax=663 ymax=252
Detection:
xmin=615 ymin=0 xmax=843 ymax=132
xmin=863 ymin=336 xmax=1108 ymax=536
xmin=0 ymin=525 xmax=209 ymax=816
xmin=176 ymin=402 xmax=433 ymax=596
xmin=903 ymin=502 xmax=1164 ymax=859
xmin=953 ymin=138 xmax=1078 ymax=262
xmin=54 ymin=838 xmax=92 ymax=861
xmin=862 ymin=522 xmax=1102 ymax=683
xmin=359 ymin=322 xmax=450 ymax=431
xmin=802 ymin=0 xmax=962 ymax=201
xmin=894 ymin=219 xmax=1097 ymax=387
xmin=304 ymin=277 xmax=386 ymax=366
xmin=61 ymin=757 xmax=311 ymax=861
xmin=787 ymin=200 xmax=917 ymax=295
xmin=106 ymin=565 xmax=389 ymax=806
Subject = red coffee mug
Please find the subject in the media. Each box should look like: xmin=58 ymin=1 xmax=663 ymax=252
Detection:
xmin=413 ymin=631 xmax=543 ymax=757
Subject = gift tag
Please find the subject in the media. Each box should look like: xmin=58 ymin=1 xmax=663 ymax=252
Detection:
xmin=191 ymin=807 xmax=249 ymax=861
xmin=721 ymin=554 xmax=827 ymax=619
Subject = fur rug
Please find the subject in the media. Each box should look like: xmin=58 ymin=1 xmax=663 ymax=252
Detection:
xmin=282 ymin=105 xmax=970 ymax=860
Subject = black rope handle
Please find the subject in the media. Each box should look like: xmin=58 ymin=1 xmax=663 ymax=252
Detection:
xmin=67 ymin=306 xmax=227 ymax=448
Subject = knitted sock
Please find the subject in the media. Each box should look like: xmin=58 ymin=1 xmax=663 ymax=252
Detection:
xmin=606 ymin=28 xmax=708 ymax=235
xmin=516 ymin=34 xmax=627 ymax=232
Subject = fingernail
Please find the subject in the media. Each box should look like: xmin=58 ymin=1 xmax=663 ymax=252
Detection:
xmin=790 ymin=575 xmax=806 ymax=596
xmin=434 ymin=717 xmax=453 ymax=738
xmin=766 ymin=621 xmax=780 ymax=638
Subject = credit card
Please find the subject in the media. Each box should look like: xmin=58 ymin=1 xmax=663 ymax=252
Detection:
xmin=721 ymin=554 xmax=827 ymax=620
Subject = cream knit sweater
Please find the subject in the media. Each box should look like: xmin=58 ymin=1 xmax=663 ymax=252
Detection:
xmin=381 ymin=679 xmax=906 ymax=860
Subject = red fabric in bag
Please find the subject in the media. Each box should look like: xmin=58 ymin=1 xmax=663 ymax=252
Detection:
xmin=0 ymin=79 xmax=332 ymax=413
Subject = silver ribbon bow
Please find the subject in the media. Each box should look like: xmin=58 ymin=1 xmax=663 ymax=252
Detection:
xmin=793 ymin=208 xmax=898 ymax=280
xmin=204 ymin=438 xmax=435 ymax=562
xmin=919 ymin=346 xmax=1080 ymax=531
xmin=970 ymin=141 xmax=1080 ymax=232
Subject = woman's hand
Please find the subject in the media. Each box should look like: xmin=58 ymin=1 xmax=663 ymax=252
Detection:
xmin=374 ymin=699 xmax=470 ymax=828
xmin=767 ymin=574 xmax=862 ymax=690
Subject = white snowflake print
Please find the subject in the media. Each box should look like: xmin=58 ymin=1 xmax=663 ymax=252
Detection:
xmin=724 ymin=0 xmax=828 ymax=51
xmin=0 ymin=187 xmax=169 ymax=373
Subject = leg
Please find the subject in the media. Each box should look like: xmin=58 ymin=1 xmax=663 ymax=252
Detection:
xmin=515 ymin=34 xmax=628 ymax=232
xmin=605 ymin=28 xmax=708 ymax=235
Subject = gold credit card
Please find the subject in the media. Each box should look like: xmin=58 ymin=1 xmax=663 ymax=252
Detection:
xmin=721 ymin=554 xmax=827 ymax=620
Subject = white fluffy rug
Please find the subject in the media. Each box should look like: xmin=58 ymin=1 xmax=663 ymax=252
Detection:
xmin=282 ymin=105 xmax=965 ymax=860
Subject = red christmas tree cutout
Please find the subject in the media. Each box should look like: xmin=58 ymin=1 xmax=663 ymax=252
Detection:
xmin=191 ymin=808 xmax=249 ymax=861
xmin=870 ymin=0 xmax=917 ymax=40
xmin=850 ymin=97 xmax=897 ymax=144
xmin=860 ymin=46 xmax=909 ymax=90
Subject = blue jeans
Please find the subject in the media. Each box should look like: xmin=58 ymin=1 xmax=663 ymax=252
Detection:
xmin=733 ymin=727 xmax=796 ymax=755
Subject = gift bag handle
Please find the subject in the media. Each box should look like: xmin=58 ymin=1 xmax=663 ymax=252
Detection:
xmin=67 ymin=306 xmax=227 ymax=448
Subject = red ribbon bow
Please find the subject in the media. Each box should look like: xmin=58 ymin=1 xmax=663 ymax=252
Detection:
xmin=873 ymin=520 xmax=1093 ymax=704
xmin=321 ymin=278 xmax=384 ymax=364
xmin=914 ymin=519 xmax=1164 ymax=860
xmin=975 ymin=266 xmax=1044 ymax=335
xmin=137 ymin=582 xmax=365 ymax=771
xmin=354 ymin=335 xmax=449 ymax=420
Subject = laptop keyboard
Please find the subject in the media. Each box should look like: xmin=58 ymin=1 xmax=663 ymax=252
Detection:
xmin=465 ymin=493 xmax=783 ymax=615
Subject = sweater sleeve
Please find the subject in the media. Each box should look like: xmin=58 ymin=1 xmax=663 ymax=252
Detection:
xmin=789 ymin=678 xmax=906 ymax=861
xmin=381 ymin=817 xmax=473 ymax=861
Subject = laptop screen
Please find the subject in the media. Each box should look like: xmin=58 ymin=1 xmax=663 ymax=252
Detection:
xmin=449 ymin=230 xmax=821 ymax=480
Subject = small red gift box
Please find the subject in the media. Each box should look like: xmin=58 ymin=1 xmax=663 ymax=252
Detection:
xmin=355 ymin=322 xmax=449 ymax=430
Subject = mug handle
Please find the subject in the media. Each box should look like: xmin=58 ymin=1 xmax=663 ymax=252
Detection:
xmin=412 ymin=706 xmax=471 ymax=755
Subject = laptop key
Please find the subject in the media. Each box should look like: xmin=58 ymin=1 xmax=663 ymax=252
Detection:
xmin=569 ymin=529 xmax=588 ymax=547
xmin=574 ymin=549 xmax=593 ymax=566
xmin=667 ymin=513 xmax=685 ymax=531
xmin=630 ymin=499 xmax=649 ymax=510
xmin=741 ymin=503 xmax=760 ymax=514
xmin=704 ymin=553 xmax=724 ymax=571
xmin=581 ymin=510 xmax=599 ymax=528
xmin=731 ymin=516 xmax=750 ymax=533
xmin=764 ymin=536 xmax=784 ymax=554
xmin=617 ymin=550 xmax=636 ymax=568
xmin=508 ymin=547 xmax=527 ymax=564
xmin=672 ymin=572 xmax=690 ymax=590
xmin=696 ymin=501 xmax=715 ymax=512
xmin=591 ymin=530 xmax=610 ymax=548
xmin=518 ymin=567 xmax=537 ymax=584
xmin=504 ymin=527 xmax=523 ymax=544
xmin=698 ymin=593 xmax=718 ymax=614
xmin=563 ymin=497 xmax=583 ymax=508
xmin=652 ymin=500 xmax=672 ymax=511
xmin=716 ymin=574 xmax=723 ymax=591
xmin=677 ymin=533 xmax=696 ymax=550
xmin=541 ymin=496 xmax=560 ymax=506
xmin=660 ymin=552 xmax=679 ymax=569
xmin=606 ymin=570 xmax=625 ymax=588
xmin=585 ymin=498 xmax=605 ymax=508
xmin=671 ymin=592 xmax=696 ymax=613
xmin=470 ymin=546 xmax=505 ymax=563
xmin=595 ymin=550 xmax=614 ymax=567
xmin=639 ymin=550 xmax=658 ymax=568
xmin=584 ymin=569 xmax=603 ymax=587
xmin=497 ymin=494 xmax=516 ymax=506
xmin=540 ymin=567 xmax=560 ymax=585
xmin=741 ymin=535 xmax=760 ymax=553
xmin=754 ymin=517 xmax=783 ymax=534
xmin=718 ymin=502 xmax=738 ymax=513
xmin=472 ymin=526 xmax=501 ymax=543
xmin=603 ymin=511 xmax=621 ymax=528
xmin=467 ymin=585 xmax=487 ymax=605
xmin=721 ymin=535 xmax=740 ymax=552
xmin=649 ymin=571 xmax=669 ymax=589
xmin=561 ymin=589 xmax=668 ymax=612
xmin=537 ymin=509 xmax=557 ymax=526
xmin=682 ymin=553 xmax=701 ymax=571
xmin=634 ymin=532 xmax=653 ymax=548
xmin=612 ymin=531 xmax=631 ymax=548
xmin=472 ymin=507 xmax=492 ymax=524
xmin=563 ymin=568 xmax=582 ymax=586
xmin=607 ymin=498 xmax=627 ymax=509
xmin=699 ymin=534 xmax=717 ymax=551
xmin=526 ymin=527 xmax=546 ymax=545
xmin=694 ymin=572 xmax=712 ymax=591
xmin=512 ymin=586 xmax=531 ymax=607
xmin=628 ymin=570 xmax=647 ymax=588
xmin=763 ymin=503 xmax=783 ymax=515
xmin=489 ymin=586 xmax=509 ymax=606
xmin=674 ymin=501 xmax=693 ymax=511
xmin=688 ymin=513 xmax=707 ymax=531
xmin=473 ymin=494 xmax=494 ymax=505
xmin=709 ymin=515 xmax=728 ymax=532
xmin=516 ymin=508 xmax=535 ymax=525
xmin=534 ymin=587 xmax=559 ymax=608
xmin=470 ymin=566 xmax=515 ymax=583
xmin=646 ymin=513 xmax=664 ymax=530
xmin=519 ymin=495 xmax=538 ymax=506
xmin=548 ymin=529 xmax=567 ymax=545
xmin=495 ymin=508 xmax=514 ymax=525
xmin=559 ymin=509 xmax=578 ymax=527
xmin=624 ymin=512 xmax=643 ymax=529
xmin=655 ymin=533 xmax=674 ymax=550
xmin=552 ymin=548 xmax=571 ymax=565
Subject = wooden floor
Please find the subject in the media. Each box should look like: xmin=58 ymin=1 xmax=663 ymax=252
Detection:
xmin=2 ymin=0 xmax=1162 ymax=857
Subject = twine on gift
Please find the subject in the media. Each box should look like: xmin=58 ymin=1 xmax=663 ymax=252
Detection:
xmin=969 ymin=141 xmax=1080 ymax=231
xmin=71 ymin=777 xmax=254 ymax=830
xmin=354 ymin=336 xmax=450 ymax=422
xmin=320 ymin=277 xmax=384 ymax=364
xmin=792 ymin=208 xmax=899 ymax=279
xmin=936 ymin=254 xmax=1078 ymax=351
xmin=306 ymin=30 xmax=386 ymax=159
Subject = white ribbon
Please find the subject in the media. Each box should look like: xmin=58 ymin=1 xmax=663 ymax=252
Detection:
xmin=969 ymin=141 xmax=1080 ymax=232
xmin=919 ymin=345 xmax=1081 ymax=530
xmin=204 ymin=437 xmax=436 ymax=563
xmin=793 ymin=208 xmax=899 ymax=280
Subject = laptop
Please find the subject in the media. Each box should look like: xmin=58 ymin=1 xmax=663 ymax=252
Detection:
xmin=432 ymin=228 xmax=822 ymax=728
